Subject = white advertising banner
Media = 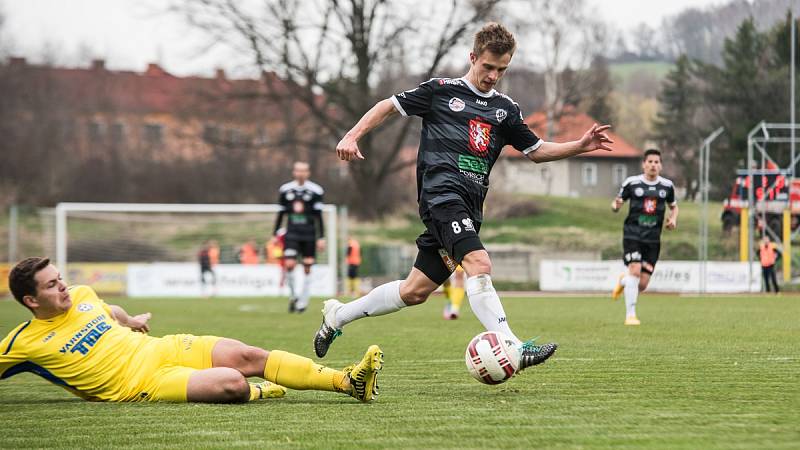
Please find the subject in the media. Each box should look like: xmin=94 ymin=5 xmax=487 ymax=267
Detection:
xmin=539 ymin=260 xmax=761 ymax=293
xmin=127 ymin=263 xmax=335 ymax=297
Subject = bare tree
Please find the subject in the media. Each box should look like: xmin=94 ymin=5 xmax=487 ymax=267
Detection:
xmin=168 ymin=0 xmax=501 ymax=218
xmin=509 ymin=0 xmax=608 ymax=139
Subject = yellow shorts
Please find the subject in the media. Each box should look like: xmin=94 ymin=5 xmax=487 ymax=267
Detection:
xmin=128 ymin=334 xmax=221 ymax=402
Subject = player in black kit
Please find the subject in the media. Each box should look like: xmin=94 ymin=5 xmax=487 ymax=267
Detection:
xmin=313 ymin=22 xmax=613 ymax=374
xmin=274 ymin=161 xmax=325 ymax=313
xmin=611 ymin=149 xmax=679 ymax=325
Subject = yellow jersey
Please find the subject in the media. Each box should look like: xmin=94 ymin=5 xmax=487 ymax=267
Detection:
xmin=0 ymin=285 xmax=157 ymax=401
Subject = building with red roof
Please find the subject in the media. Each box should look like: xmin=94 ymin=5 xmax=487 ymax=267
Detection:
xmin=495 ymin=109 xmax=642 ymax=198
xmin=1 ymin=57 xmax=321 ymax=164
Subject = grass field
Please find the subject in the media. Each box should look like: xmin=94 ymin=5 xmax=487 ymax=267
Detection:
xmin=0 ymin=294 xmax=798 ymax=449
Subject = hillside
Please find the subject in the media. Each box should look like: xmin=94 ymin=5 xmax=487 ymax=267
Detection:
xmin=354 ymin=194 xmax=738 ymax=262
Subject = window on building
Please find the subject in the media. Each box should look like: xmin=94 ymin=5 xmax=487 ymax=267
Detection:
xmin=143 ymin=123 xmax=163 ymax=145
xmin=203 ymin=125 xmax=220 ymax=144
xmin=582 ymin=163 xmax=597 ymax=186
xmin=110 ymin=123 xmax=125 ymax=143
xmin=87 ymin=121 xmax=104 ymax=141
xmin=612 ymin=163 xmax=628 ymax=185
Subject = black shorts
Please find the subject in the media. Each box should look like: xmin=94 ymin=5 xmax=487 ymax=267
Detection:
xmin=623 ymin=239 xmax=661 ymax=274
xmin=413 ymin=201 xmax=484 ymax=285
xmin=284 ymin=238 xmax=316 ymax=260
xmin=347 ymin=264 xmax=359 ymax=278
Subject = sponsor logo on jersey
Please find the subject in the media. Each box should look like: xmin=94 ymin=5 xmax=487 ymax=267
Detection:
xmin=439 ymin=79 xmax=463 ymax=86
xmin=638 ymin=215 xmax=657 ymax=227
xmin=42 ymin=331 xmax=56 ymax=343
xmin=77 ymin=303 xmax=93 ymax=312
xmin=60 ymin=314 xmax=112 ymax=356
xmin=449 ymin=97 xmax=466 ymax=112
xmin=468 ymin=119 xmax=492 ymax=157
xmin=476 ymin=99 xmax=487 ymax=106
xmin=634 ymin=187 xmax=644 ymax=197
xmin=458 ymin=154 xmax=489 ymax=175
xmin=496 ymin=109 xmax=507 ymax=123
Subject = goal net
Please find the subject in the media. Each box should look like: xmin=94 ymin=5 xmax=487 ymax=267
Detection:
xmin=54 ymin=203 xmax=338 ymax=297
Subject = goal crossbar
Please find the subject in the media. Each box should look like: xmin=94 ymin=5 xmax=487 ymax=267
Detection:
xmin=55 ymin=202 xmax=338 ymax=280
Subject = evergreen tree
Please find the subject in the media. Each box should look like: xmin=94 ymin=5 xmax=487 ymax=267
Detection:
xmin=652 ymin=55 xmax=700 ymax=199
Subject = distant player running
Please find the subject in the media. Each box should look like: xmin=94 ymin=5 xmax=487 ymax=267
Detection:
xmin=274 ymin=162 xmax=325 ymax=313
xmin=611 ymin=149 xmax=679 ymax=325
xmin=1 ymin=257 xmax=381 ymax=403
xmin=314 ymin=22 xmax=613 ymax=373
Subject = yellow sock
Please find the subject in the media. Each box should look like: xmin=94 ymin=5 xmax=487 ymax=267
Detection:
xmin=264 ymin=350 xmax=346 ymax=392
xmin=352 ymin=278 xmax=360 ymax=295
xmin=450 ymin=287 xmax=465 ymax=310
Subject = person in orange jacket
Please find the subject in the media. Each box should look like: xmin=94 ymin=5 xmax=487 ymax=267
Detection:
xmin=758 ymin=235 xmax=781 ymax=294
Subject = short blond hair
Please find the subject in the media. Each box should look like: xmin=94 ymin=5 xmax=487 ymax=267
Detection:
xmin=473 ymin=22 xmax=516 ymax=57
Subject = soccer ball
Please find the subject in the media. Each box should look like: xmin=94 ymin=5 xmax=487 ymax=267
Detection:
xmin=465 ymin=331 xmax=520 ymax=385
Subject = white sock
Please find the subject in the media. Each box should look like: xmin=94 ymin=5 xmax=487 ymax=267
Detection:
xmin=466 ymin=274 xmax=521 ymax=345
xmin=624 ymin=275 xmax=639 ymax=317
xmin=335 ymin=280 xmax=405 ymax=328
xmin=286 ymin=269 xmax=296 ymax=298
xmin=296 ymin=271 xmax=312 ymax=309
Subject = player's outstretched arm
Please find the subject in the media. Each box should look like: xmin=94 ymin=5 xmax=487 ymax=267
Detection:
xmin=109 ymin=305 xmax=151 ymax=333
xmin=527 ymin=124 xmax=613 ymax=163
xmin=336 ymin=99 xmax=399 ymax=161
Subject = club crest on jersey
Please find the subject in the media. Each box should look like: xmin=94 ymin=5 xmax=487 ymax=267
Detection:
xmin=496 ymin=109 xmax=507 ymax=123
xmin=659 ymin=190 xmax=667 ymax=198
xmin=644 ymin=198 xmax=657 ymax=214
xmin=449 ymin=97 xmax=466 ymax=112
xmin=468 ymin=119 xmax=492 ymax=157
xmin=77 ymin=303 xmax=93 ymax=312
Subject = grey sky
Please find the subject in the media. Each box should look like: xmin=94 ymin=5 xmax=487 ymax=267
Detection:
xmin=0 ymin=0 xmax=731 ymax=76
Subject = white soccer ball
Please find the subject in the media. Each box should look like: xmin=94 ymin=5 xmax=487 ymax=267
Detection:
xmin=465 ymin=331 xmax=520 ymax=385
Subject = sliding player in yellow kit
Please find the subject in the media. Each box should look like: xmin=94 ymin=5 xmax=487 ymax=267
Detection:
xmin=0 ymin=257 xmax=382 ymax=403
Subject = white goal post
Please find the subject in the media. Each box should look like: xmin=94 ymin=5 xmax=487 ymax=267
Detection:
xmin=54 ymin=202 xmax=338 ymax=297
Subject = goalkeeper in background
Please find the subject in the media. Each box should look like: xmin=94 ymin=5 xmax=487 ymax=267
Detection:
xmin=274 ymin=161 xmax=326 ymax=313
xmin=0 ymin=257 xmax=382 ymax=404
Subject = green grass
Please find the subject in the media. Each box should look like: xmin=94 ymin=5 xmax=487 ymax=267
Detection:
xmin=0 ymin=294 xmax=798 ymax=449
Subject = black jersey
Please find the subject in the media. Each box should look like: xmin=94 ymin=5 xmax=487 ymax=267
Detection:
xmin=618 ymin=175 xmax=676 ymax=243
xmin=392 ymin=77 xmax=541 ymax=221
xmin=274 ymin=180 xmax=325 ymax=241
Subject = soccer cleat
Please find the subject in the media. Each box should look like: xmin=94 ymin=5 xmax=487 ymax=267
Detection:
xmin=288 ymin=297 xmax=299 ymax=313
xmin=442 ymin=303 xmax=460 ymax=320
xmin=342 ymin=344 xmax=383 ymax=402
xmin=611 ymin=273 xmax=625 ymax=301
xmin=517 ymin=338 xmax=558 ymax=371
xmin=313 ymin=299 xmax=343 ymax=357
xmin=251 ymin=381 xmax=287 ymax=399
xmin=624 ymin=315 xmax=641 ymax=326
